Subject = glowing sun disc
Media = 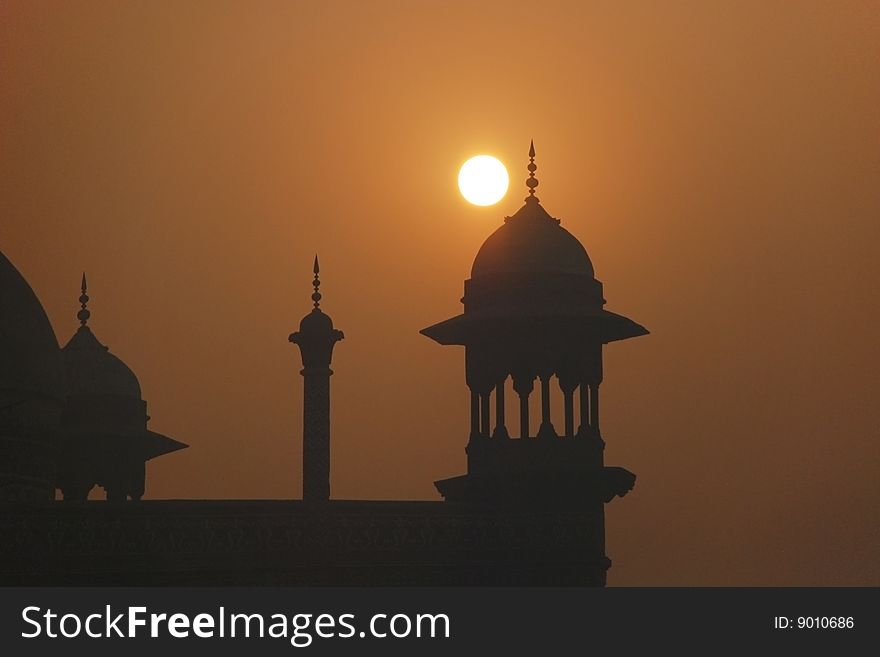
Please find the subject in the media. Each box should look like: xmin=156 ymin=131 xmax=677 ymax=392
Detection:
xmin=458 ymin=155 xmax=509 ymax=206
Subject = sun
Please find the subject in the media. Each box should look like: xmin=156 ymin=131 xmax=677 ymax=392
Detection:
xmin=458 ymin=155 xmax=509 ymax=206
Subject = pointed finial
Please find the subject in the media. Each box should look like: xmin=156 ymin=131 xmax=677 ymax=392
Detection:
xmin=526 ymin=139 xmax=539 ymax=200
xmin=311 ymin=255 xmax=322 ymax=308
xmin=77 ymin=272 xmax=90 ymax=326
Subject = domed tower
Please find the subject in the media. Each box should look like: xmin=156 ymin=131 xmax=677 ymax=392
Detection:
xmin=422 ymin=143 xmax=648 ymax=582
xmin=58 ymin=274 xmax=187 ymax=501
xmin=289 ymin=257 xmax=344 ymax=502
xmin=0 ymin=251 xmax=64 ymax=502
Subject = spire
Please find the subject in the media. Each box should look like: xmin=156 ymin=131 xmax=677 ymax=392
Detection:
xmin=77 ymin=272 xmax=90 ymax=326
xmin=525 ymin=139 xmax=539 ymax=201
xmin=311 ymin=255 xmax=322 ymax=309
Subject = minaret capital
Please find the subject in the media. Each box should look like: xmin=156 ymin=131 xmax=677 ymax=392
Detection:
xmin=289 ymin=255 xmax=344 ymax=368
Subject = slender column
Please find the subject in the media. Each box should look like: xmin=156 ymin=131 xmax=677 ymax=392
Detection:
xmin=578 ymin=382 xmax=590 ymax=436
xmin=537 ymin=374 xmax=557 ymax=439
xmin=563 ymin=388 xmax=574 ymax=438
xmin=492 ymin=378 xmax=509 ymax=439
xmin=590 ymin=383 xmax=600 ymax=432
xmin=558 ymin=374 xmax=578 ymax=438
xmin=512 ymin=373 xmax=534 ymax=439
xmin=541 ymin=376 xmax=551 ymax=421
xmin=469 ymin=390 xmax=480 ymax=439
xmin=480 ymin=391 xmax=491 ymax=438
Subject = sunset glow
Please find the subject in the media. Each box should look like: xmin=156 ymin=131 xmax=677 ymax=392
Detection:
xmin=1 ymin=1 xmax=877 ymax=589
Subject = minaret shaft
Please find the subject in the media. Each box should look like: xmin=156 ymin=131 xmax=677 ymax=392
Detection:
xmin=301 ymin=366 xmax=332 ymax=501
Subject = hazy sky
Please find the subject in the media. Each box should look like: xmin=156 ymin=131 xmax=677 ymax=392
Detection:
xmin=2 ymin=1 xmax=878 ymax=586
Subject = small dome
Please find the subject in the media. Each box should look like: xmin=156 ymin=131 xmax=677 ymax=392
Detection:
xmin=0 ymin=251 xmax=63 ymax=399
xmin=299 ymin=308 xmax=335 ymax=333
xmin=471 ymin=198 xmax=594 ymax=279
xmin=62 ymin=326 xmax=142 ymax=399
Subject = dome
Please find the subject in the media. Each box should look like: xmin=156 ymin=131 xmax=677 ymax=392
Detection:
xmin=62 ymin=326 xmax=142 ymax=399
xmin=471 ymin=197 xmax=594 ymax=279
xmin=0 ymin=250 xmax=63 ymax=399
xmin=299 ymin=307 xmax=335 ymax=333
xmin=288 ymin=257 xmax=344 ymax=369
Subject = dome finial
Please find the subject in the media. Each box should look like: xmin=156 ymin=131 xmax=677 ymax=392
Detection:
xmin=77 ymin=272 xmax=91 ymax=326
xmin=526 ymin=139 xmax=539 ymax=201
xmin=311 ymin=255 xmax=322 ymax=309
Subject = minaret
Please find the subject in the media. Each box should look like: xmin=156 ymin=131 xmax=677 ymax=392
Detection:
xmin=289 ymin=256 xmax=344 ymax=502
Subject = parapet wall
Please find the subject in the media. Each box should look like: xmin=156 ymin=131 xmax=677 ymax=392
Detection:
xmin=0 ymin=500 xmax=608 ymax=586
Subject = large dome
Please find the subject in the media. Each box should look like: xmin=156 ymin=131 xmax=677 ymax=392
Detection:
xmin=0 ymin=251 xmax=63 ymax=399
xmin=62 ymin=326 xmax=142 ymax=399
xmin=470 ymin=197 xmax=594 ymax=279
xmin=0 ymin=250 xmax=63 ymax=501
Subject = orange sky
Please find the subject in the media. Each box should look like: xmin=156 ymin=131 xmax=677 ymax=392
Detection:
xmin=1 ymin=1 xmax=878 ymax=586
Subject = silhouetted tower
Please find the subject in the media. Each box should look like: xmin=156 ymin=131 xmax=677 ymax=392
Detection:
xmin=58 ymin=274 xmax=187 ymax=501
xmin=289 ymin=257 xmax=344 ymax=502
xmin=422 ymin=143 xmax=648 ymax=584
